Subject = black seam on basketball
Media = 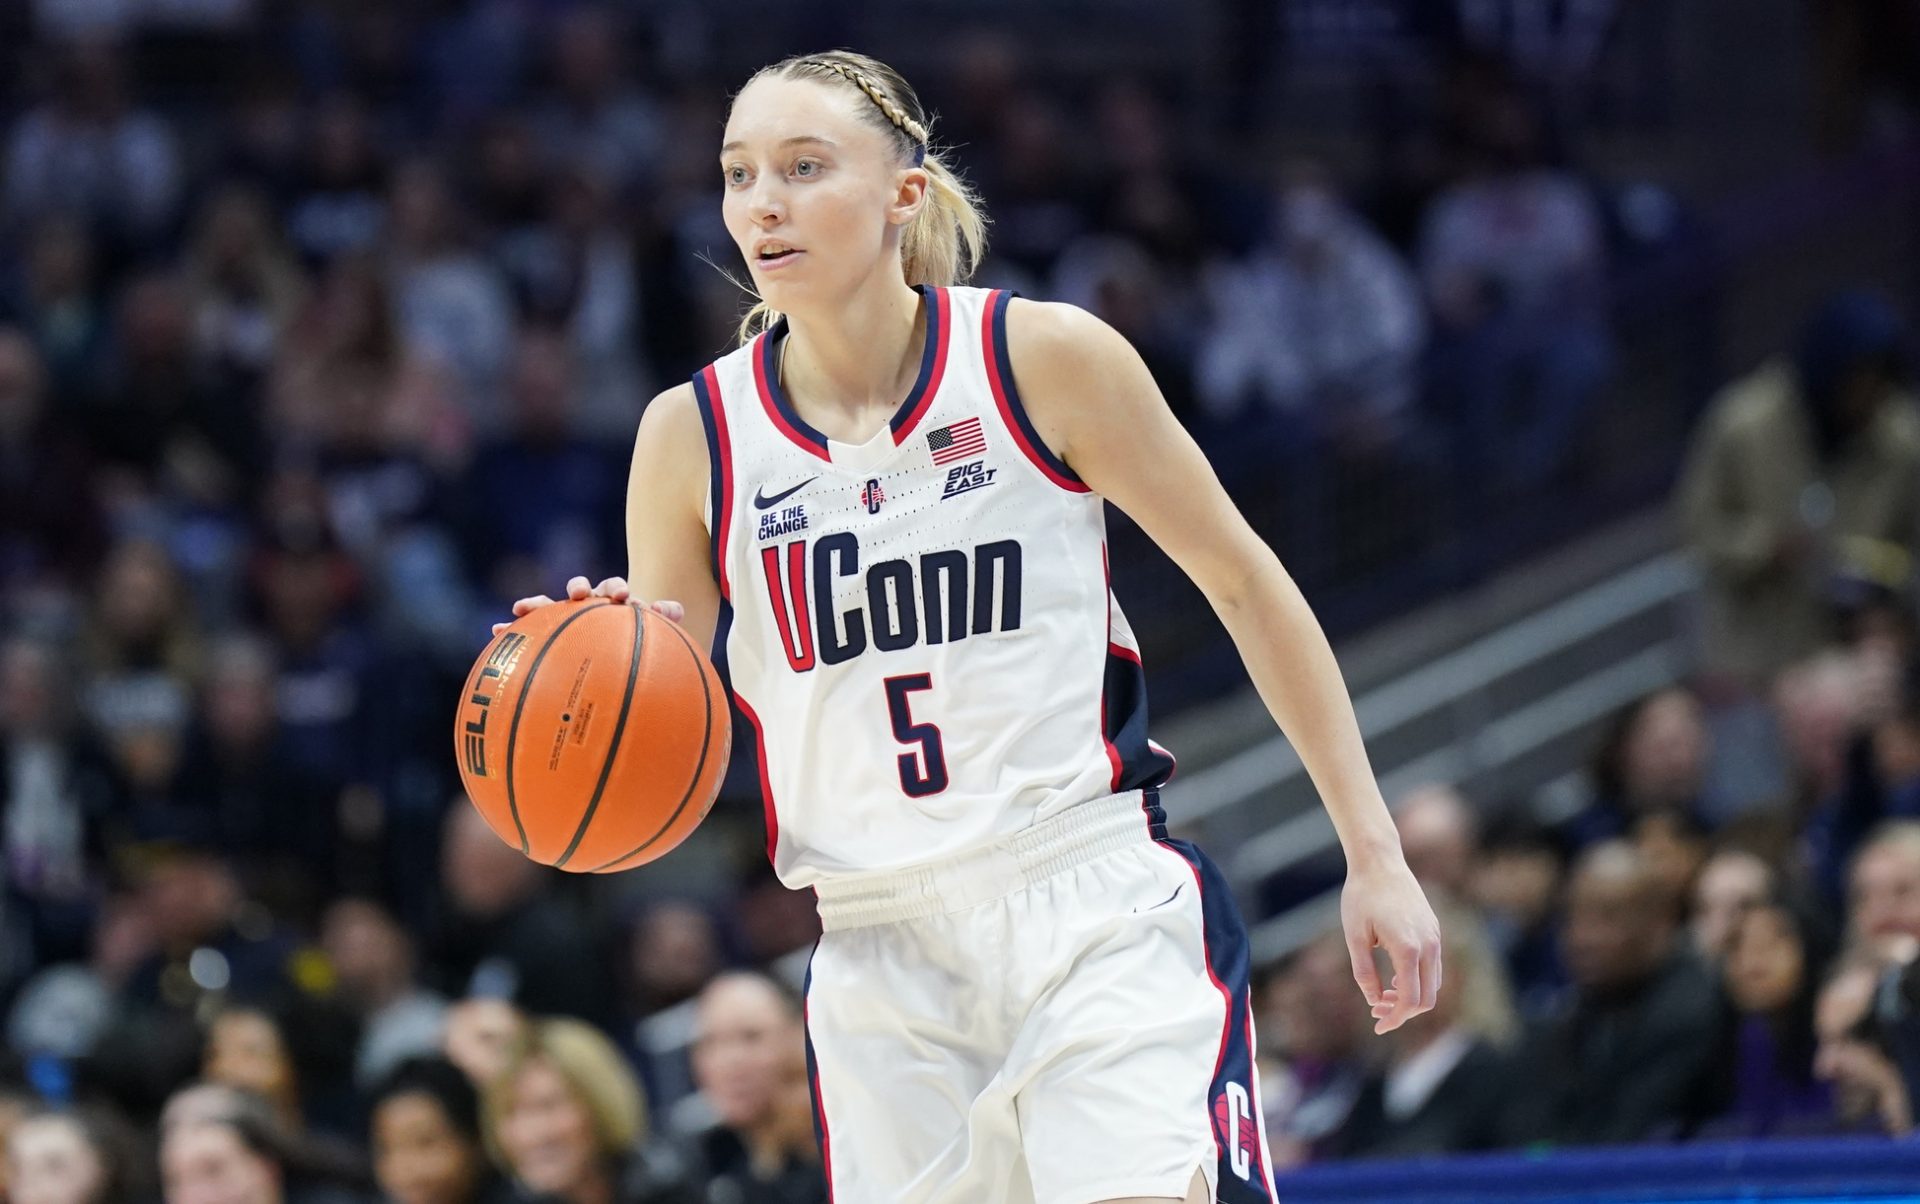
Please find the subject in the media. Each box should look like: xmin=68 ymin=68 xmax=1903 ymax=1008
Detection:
xmin=504 ymin=600 xmax=607 ymax=857
xmin=586 ymin=616 xmax=717 ymax=872
xmin=555 ymin=604 xmax=644 ymax=869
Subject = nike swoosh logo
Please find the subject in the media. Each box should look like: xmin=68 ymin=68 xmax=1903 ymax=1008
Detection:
xmin=1136 ymin=883 xmax=1184 ymax=913
xmin=753 ymin=477 xmax=817 ymax=509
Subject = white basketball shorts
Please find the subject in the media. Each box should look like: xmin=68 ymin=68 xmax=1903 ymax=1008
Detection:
xmin=801 ymin=789 xmax=1280 ymax=1204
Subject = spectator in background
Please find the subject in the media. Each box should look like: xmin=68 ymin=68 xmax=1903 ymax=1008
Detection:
xmin=1393 ymin=784 xmax=1478 ymax=899
xmin=427 ymin=807 xmax=610 ymax=1023
xmin=530 ymin=7 xmax=664 ymax=193
xmin=385 ymin=159 xmax=515 ymax=433
xmin=1707 ymin=890 xmax=1838 ymax=1137
xmin=459 ymin=329 xmax=626 ymax=611
xmin=284 ymin=95 xmax=388 ymax=266
xmin=1465 ymin=811 xmax=1567 ymax=1019
xmin=1809 ymin=661 xmax=1920 ymax=901
xmin=181 ymin=184 xmax=307 ymax=384
xmin=3 ymin=217 xmax=108 ymax=403
xmin=1 ymin=638 xmax=119 ymax=940
xmin=1678 ymin=290 xmax=1920 ymax=689
xmin=5 ymin=1108 xmax=137 ymax=1204
xmin=1329 ymin=905 xmax=1517 ymax=1159
xmin=1631 ymin=806 xmax=1711 ymax=920
xmin=1502 ymin=841 xmax=1725 ymax=1145
xmin=8 ymin=894 xmax=150 ymax=1064
xmin=484 ymin=1018 xmax=695 ymax=1204
xmin=684 ymin=972 xmax=826 ymax=1202
xmin=1260 ymin=931 xmax=1369 ymax=1167
xmin=497 ymin=167 xmax=651 ymax=442
xmin=1846 ymin=821 xmax=1920 ymax=957
xmin=1813 ymin=956 xmax=1915 ymax=1136
xmin=1691 ymin=847 xmax=1777 ymax=963
xmin=440 ymin=998 xmax=527 ymax=1091
xmin=321 ymin=899 xmax=448 ymax=1091
xmin=169 ymin=633 xmax=338 ymax=918
xmin=85 ymin=270 xmax=257 ymax=511
xmin=369 ymin=1057 xmax=518 ymax=1204
xmin=1421 ymin=88 xmax=1610 ymax=500
xmin=1197 ymin=165 xmax=1426 ymax=458
xmin=79 ymin=540 xmax=202 ymax=799
xmin=1565 ymin=687 xmax=1710 ymax=849
xmin=3 ymin=40 xmax=183 ymax=246
xmin=202 ymin=1006 xmax=307 ymax=1135
xmin=159 ymin=1101 xmax=366 ymax=1204
xmin=0 ymin=329 xmax=102 ymax=593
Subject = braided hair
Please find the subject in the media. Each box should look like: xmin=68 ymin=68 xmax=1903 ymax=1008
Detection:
xmin=733 ymin=50 xmax=987 ymax=342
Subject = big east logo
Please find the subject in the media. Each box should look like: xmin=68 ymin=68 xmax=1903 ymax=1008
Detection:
xmin=460 ymin=632 xmax=529 ymax=776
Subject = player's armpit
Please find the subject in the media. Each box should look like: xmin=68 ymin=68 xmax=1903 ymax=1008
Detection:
xmin=627 ymin=382 xmax=724 ymax=651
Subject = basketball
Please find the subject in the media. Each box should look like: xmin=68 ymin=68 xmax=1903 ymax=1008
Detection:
xmin=454 ymin=599 xmax=730 ymax=872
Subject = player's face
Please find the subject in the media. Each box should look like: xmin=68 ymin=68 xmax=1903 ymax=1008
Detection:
xmin=721 ymin=75 xmax=913 ymax=311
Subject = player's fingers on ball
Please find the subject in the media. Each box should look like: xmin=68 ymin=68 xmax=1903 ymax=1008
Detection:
xmin=648 ymin=599 xmax=685 ymax=622
xmin=512 ymin=594 xmax=553 ymax=616
xmin=565 ymin=575 xmax=593 ymax=599
xmin=490 ymin=622 xmax=509 ymax=636
xmin=592 ymin=576 xmax=629 ymax=599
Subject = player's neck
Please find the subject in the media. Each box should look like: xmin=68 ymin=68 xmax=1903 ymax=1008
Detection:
xmin=779 ymin=276 xmax=925 ymax=439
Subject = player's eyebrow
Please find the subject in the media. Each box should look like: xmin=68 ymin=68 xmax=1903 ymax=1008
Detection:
xmin=720 ymin=135 xmax=838 ymax=158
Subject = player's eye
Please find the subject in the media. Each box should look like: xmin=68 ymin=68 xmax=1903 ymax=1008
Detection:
xmin=724 ymin=165 xmax=749 ymax=186
xmin=794 ymin=158 xmax=821 ymax=178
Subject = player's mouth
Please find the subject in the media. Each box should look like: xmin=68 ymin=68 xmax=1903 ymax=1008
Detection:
xmin=754 ymin=240 xmax=804 ymax=271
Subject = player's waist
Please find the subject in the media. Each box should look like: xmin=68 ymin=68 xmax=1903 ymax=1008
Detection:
xmin=812 ymin=789 xmax=1162 ymax=930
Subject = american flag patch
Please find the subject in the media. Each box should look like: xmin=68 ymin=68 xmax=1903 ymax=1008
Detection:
xmin=928 ymin=417 xmax=986 ymax=466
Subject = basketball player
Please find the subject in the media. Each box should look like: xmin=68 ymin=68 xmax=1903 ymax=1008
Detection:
xmin=501 ymin=51 xmax=1441 ymax=1204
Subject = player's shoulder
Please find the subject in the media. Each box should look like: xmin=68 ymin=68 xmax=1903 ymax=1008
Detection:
xmin=1000 ymin=296 xmax=1132 ymax=384
xmin=633 ymin=382 xmax=705 ymax=459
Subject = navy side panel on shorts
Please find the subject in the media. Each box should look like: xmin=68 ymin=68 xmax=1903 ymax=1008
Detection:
xmin=1160 ymin=838 xmax=1277 ymax=1201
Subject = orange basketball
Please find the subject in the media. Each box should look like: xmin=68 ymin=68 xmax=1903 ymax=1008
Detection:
xmin=454 ymin=599 xmax=730 ymax=873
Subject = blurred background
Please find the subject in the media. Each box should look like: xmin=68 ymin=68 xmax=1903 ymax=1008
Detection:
xmin=3 ymin=1 xmax=1920 ymax=1202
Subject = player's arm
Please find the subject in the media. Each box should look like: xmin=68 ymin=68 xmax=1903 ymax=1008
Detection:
xmin=1004 ymin=297 xmax=1441 ymax=1031
xmin=500 ymin=383 xmax=723 ymax=651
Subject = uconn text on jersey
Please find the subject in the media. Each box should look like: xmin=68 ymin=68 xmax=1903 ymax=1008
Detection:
xmin=759 ymin=533 xmax=1023 ymax=672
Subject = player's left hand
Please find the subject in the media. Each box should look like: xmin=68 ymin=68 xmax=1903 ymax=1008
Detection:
xmin=1340 ymin=857 xmax=1442 ymax=1034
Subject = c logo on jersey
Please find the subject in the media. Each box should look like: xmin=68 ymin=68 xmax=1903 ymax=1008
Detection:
xmin=861 ymin=478 xmax=886 ymax=514
xmin=1213 ymin=1082 xmax=1262 ymax=1183
xmin=759 ymin=533 xmax=1023 ymax=672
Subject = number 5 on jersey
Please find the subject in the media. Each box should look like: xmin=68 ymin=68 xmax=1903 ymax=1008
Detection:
xmin=884 ymin=674 xmax=948 ymax=797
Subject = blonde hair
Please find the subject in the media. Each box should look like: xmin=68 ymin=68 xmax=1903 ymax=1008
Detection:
xmin=1436 ymin=901 xmax=1521 ymax=1048
xmin=483 ymin=1019 xmax=645 ymax=1167
xmin=732 ymin=50 xmax=988 ymax=343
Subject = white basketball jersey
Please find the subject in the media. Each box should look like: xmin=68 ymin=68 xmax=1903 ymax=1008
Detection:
xmin=693 ymin=285 xmax=1175 ymax=887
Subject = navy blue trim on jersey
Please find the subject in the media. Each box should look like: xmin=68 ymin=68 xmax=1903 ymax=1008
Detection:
xmin=691 ymin=369 xmax=727 ymax=590
xmin=1162 ymin=839 xmax=1275 ymax=1202
xmin=758 ymin=283 xmax=947 ymax=451
xmin=802 ymin=946 xmax=838 ymax=1198
xmin=988 ymin=290 xmax=1085 ymax=486
xmin=1103 ymin=645 xmax=1177 ymax=792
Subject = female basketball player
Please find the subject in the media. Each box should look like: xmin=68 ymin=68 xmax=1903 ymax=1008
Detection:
xmin=502 ymin=51 xmax=1440 ymax=1204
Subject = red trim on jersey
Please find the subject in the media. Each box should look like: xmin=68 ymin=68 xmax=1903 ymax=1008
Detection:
xmin=734 ymin=692 xmax=779 ymax=865
xmin=1107 ymin=640 xmax=1143 ymax=666
xmin=981 ymin=289 xmax=1092 ymax=494
xmin=703 ymin=365 xmax=736 ymax=598
xmin=1100 ymin=545 xmax=1124 ymax=790
xmin=889 ymin=285 xmax=950 ymax=444
xmin=752 ymin=332 xmax=834 ymax=462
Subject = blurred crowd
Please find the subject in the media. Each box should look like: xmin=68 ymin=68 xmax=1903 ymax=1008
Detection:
xmin=1 ymin=0 xmax=1919 ymax=1201
xmin=1258 ymin=288 xmax=1920 ymax=1166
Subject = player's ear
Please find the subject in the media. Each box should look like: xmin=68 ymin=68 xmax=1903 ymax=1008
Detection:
xmin=886 ymin=167 xmax=930 ymax=228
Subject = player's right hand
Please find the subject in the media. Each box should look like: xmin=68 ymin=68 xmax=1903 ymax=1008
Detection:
xmin=493 ymin=576 xmax=685 ymax=636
